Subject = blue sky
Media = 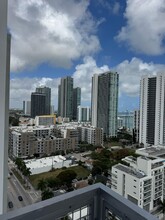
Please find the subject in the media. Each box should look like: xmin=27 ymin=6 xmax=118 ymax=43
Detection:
xmin=9 ymin=0 xmax=165 ymax=111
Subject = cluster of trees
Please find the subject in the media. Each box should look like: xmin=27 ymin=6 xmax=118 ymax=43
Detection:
xmin=37 ymin=170 xmax=77 ymax=200
xmin=15 ymin=158 xmax=31 ymax=177
xmin=9 ymin=116 xmax=19 ymax=126
xmin=78 ymin=142 xmax=97 ymax=152
xmin=91 ymin=148 xmax=136 ymax=177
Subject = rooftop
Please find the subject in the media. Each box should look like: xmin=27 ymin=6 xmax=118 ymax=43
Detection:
xmin=136 ymin=146 xmax=165 ymax=159
xmin=115 ymin=164 xmax=146 ymax=178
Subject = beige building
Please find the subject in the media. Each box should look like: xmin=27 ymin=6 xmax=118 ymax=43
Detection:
xmin=9 ymin=126 xmax=76 ymax=158
xmin=35 ymin=115 xmax=56 ymax=126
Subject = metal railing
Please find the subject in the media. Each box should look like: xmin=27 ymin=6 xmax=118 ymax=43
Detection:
xmin=0 ymin=184 xmax=157 ymax=220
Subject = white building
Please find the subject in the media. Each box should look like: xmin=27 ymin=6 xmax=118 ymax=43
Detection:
xmin=35 ymin=115 xmax=56 ymax=126
xmin=77 ymin=106 xmax=90 ymax=122
xmin=24 ymin=155 xmax=73 ymax=175
xmin=139 ymin=73 xmax=165 ymax=146
xmin=0 ymin=0 xmax=10 ymax=213
xmin=111 ymin=156 xmax=164 ymax=212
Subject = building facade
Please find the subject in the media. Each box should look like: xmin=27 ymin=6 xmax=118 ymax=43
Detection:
xmin=35 ymin=115 xmax=56 ymax=126
xmin=133 ymin=110 xmax=140 ymax=143
xmin=111 ymin=156 xmax=164 ymax=213
xmin=139 ymin=73 xmax=165 ymax=146
xmin=91 ymin=72 xmax=119 ymax=137
xmin=36 ymin=86 xmax=51 ymax=115
xmin=77 ymin=106 xmax=90 ymax=122
xmin=9 ymin=126 xmax=76 ymax=158
xmin=78 ymin=126 xmax=103 ymax=146
xmin=73 ymin=87 xmax=81 ymax=120
xmin=58 ymin=76 xmax=73 ymax=119
xmin=31 ymin=92 xmax=46 ymax=118
xmin=118 ymin=111 xmax=134 ymax=132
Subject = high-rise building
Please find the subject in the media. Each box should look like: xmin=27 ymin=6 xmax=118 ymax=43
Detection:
xmin=31 ymin=92 xmax=46 ymax=118
xmin=133 ymin=110 xmax=140 ymax=143
xmin=23 ymin=101 xmax=31 ymax=115
xmin=23 ymin=101 xmax=26 ymax=114
xmin=118 ymin=111 xmax=134 ymax=131
xmin=36 ymin=86 xmax=51 ymax=115
xmin=91 ymin=72 xmax=119 ymax=137
xmin=139 ymin=73 xmax=165 ymax=146
xmin=58 ymin=76 xmax=73 ymax=119
xmin=73 ymin=87 xmax=81 ymax=120
xmin=0 ymin=0 xmax=10 ymax=213
xmin=26 ymin=101 xmax=31 ymax=115
xmin=77 ymin=106 xmax=90 ymax=122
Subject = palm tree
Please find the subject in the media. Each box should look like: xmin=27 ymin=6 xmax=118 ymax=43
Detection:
xmin=37 ymin=179 xmax=47 ymax=191
xmin=41 ymin=189 xmax=54 ymax=201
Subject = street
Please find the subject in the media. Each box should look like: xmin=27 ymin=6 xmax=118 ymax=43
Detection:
xmin=7 ymin=159 xmax=41 ymax=212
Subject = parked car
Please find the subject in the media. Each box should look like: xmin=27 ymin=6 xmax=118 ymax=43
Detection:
xmin=8 ymin=201 xmax=13 ymax=208
xmin=18 ymin=196 xmax=23 ymax=201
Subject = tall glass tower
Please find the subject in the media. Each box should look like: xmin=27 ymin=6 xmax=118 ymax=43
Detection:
xmin=36 ymin=86 xmax=51 ymax=115
xmin=91 ymin=71 xmax=119 ymax=137
xmin=58 ymin=76 xmax=73 ymax=119
xmin=73 ymin=87 xmax=81 ymax=120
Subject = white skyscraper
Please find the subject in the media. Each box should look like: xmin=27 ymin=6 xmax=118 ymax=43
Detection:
xmin=77 ymin=106 xmax=90 ymax=122
xmin=91 ymin=74 xmax=98 ymax=127
xmin=91 ymin=72 xmax=119 ymax=137
xmin=139 ymin=73 xmax=165 ymax=146
xmin=0 ymin=0 xmax=10 ymax=213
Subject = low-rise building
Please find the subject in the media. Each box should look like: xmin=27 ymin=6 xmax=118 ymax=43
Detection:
xmin=24 ymin=155 xmax=73 ymax=175
xmin=35 ymin=115 xmax=56 ymax=126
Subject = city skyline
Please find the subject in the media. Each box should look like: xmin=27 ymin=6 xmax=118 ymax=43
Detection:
xmin=9 ymin=1 xmax=165 ymax=111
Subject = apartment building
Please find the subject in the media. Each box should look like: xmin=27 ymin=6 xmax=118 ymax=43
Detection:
xmin=133 ymin=110 xmax=140 ymax=143
xmin=9 ymin=126 xmax=76 ymax=158
xmin=77 ymin=106 xmax=90 ymax=122
xmin=111 ymin=156 xmax=164 ymax=212
xmin=35 ymin=115 xmax=56 ymax=126
xmin=139 ymin=73 xmax=165 ymax=146
xmin=78 ymin=126 xmax=103 ymax=146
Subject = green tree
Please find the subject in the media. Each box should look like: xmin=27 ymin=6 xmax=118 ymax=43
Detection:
xmin=47 ymin=177 xmax=61 ymax=189
xmin=57 ymin=170 xmax=77 ymax=186
xmin=91 ymin=166 xmax=102 ymax=177
xmin=37 ymin=179 xmax=47 ymax=191
xmin=41 ymin=189 xmax=54 ymax=201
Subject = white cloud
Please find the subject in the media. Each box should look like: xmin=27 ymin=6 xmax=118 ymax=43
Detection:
xmin=73 ymin=56 xmax=109 ymax=103
xmin=115 ymin=57 xmax=165 ymax=96
xmin=8 ymin=0 xmax=101 ymax=72
xmin=10 ymin=77 xmax=60 ymax=109
xmin=116 ymin=0 xmax=165 ymax=55
xmin=10 ymin=56 xmax=165 ymax=110
xmin=113 ymin=2 xmax=120 ymax=15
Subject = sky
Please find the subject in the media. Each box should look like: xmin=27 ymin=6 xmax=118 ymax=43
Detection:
xmin=8 ymin=0 xmax=165 ymax=111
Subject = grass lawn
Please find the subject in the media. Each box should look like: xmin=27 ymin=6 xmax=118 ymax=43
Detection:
xmin=104 ymin=141 xmax=122 ymax=147
xmin=29 ymin=166 xmax=90 ymax=189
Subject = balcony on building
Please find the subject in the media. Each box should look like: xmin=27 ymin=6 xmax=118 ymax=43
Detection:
xmin=0 ymin=184 xmax=157 ymax=220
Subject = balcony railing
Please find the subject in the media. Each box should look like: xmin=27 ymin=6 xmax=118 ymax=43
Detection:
xmin=0 ymin=184 xmax=157 ymax=220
